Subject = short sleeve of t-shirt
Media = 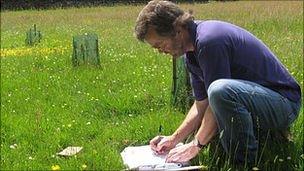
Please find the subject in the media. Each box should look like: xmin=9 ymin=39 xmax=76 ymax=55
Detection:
xmin=189 ymin=71 xmax=207 ymax=101
xmin=198 ymin=44 xmax=232 ymax=93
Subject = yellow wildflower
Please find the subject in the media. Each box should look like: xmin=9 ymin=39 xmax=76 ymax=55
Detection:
xmin=51 ymin=164 xmax=60 ymax=170
xmin=82 ymin=164 xmax=87 ymax=169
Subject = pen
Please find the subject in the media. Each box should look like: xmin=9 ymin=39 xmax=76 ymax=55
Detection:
xmin=158 ymin=124 xmax=162 ymax=135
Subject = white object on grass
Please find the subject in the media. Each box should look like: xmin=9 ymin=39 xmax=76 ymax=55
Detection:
xmin=120 ymin=144 xmax=190 ymax=170
xmin=57 ymin=146 xmax=83 ymax=156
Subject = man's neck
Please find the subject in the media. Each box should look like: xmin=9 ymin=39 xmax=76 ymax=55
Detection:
xmin=183 ymin=30 xmax=195 ymax=52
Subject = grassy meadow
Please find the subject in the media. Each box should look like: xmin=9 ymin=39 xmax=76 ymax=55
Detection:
xmin=1 ymin=1 xmax=303 ymax=170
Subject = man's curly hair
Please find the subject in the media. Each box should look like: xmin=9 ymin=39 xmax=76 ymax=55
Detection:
xmin=134 ymin=0 xmax=194 ymax=42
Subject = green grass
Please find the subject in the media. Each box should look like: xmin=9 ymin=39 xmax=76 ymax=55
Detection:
xmin=1 ymin=1 xmax=303 ymax=170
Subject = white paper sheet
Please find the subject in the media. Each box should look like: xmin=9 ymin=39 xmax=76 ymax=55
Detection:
xmin=57 ymin=146 xmax=83 ymax=156
xmin=120 ymin=145 xmax=166 ymax=169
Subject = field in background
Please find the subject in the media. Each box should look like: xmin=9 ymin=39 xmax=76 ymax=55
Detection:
xmin=1 ymin=1 xmax=303 ymax=170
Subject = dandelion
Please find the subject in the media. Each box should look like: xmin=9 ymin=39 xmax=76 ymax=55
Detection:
xmin=51 ymin=164 xmax=60 ymax=170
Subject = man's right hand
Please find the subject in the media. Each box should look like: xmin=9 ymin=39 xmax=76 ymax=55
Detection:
xmin=149 ymin=135 xmax=177 ymax=154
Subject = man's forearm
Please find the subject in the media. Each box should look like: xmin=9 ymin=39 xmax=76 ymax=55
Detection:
xmin=171 ymin=99 xmax=209 ymax=143
xmin=195 ymin=105 xmax=218 ymax=145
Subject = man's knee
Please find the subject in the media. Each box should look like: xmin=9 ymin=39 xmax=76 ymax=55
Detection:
xmin=207 ymin=79 xmax=234 ymax=105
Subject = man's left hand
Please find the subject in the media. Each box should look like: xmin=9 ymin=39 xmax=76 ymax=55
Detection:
xmin=165 ymin=142 xmax=200 ymax=163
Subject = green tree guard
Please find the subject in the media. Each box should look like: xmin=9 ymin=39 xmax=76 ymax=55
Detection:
xmin=25 ymin=24 xmax=42 ymax=46
xmin=72 ymin=33 xmax=100 ymax=66
xmin=171 ymin=56 xmax=193 ymax=113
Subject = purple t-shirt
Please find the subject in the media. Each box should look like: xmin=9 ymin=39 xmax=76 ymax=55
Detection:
xmin=185 ymin=20 xmax=301 ymax=102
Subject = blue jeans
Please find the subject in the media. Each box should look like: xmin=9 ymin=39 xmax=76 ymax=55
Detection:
xmin=207 ymin=79 xmax=301 ymax=164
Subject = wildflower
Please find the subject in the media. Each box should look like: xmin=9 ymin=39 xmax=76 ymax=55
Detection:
xmin=82 ymin=164 xmax=87 ymax=169
xmin=28 ymin=156 xmax=33 ymax=160
xmin=86 ymin=122 xmax=91 ymax=125
xmin=9 ymin=144 xmax=17 ymax=149
xmin=51 ymin=164 xmax=60 ymax=170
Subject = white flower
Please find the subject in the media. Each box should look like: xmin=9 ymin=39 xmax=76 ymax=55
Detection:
xmin=9 ymin=144 xmax=17 ymax=149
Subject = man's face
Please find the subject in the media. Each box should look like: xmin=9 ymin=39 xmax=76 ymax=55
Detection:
xmin=145 ymin=27 xmax=185 ymax=58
